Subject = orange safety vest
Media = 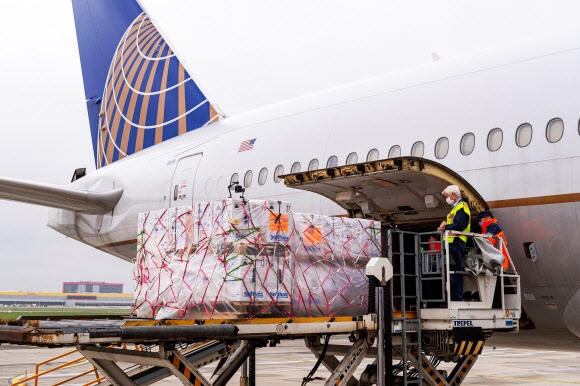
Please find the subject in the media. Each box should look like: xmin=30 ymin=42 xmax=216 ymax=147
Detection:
xmin=481 ymin=218 xmax=510 ymax=270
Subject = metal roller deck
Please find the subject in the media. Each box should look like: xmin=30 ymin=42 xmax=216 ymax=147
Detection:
xmin=0 ymin=315 xmax=377 ymax=346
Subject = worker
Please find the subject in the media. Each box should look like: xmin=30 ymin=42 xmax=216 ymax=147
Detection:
xmin=437 ymin=185 xmax=471 ymax=301
xmin=477 ymin=210 xmax=510 ymax=271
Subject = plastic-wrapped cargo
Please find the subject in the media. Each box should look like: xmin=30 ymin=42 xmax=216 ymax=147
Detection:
xmin=248 ymin=199 xmax=293 ymax=245
xmin=289 ymin=213 xmax=379 ymax=317
xmin=134 ymin=208 xmax=177 ymax=318
xmin=132 ymin=200 xmax=381 ymax=319
xmin=176 ymin=206 xmax=195 ymax=258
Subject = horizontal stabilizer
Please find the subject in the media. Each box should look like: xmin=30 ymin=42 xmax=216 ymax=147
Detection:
xmin=0 ymin=176 xmax=123 ymax=214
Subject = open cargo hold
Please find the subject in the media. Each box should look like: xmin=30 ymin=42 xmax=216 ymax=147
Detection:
xmin=133 ymin=199 xmax=381 ymax=319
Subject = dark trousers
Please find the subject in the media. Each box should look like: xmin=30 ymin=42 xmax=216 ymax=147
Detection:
xmin=449 ymin=241 xmax=465 ymax=301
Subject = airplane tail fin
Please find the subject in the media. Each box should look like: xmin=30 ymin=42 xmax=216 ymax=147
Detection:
xmin=71 ymin=0 xmax=221 ymax=169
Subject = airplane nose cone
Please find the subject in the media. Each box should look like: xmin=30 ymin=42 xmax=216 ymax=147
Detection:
xmin=563 ymin=284 xmax=580 ymax=338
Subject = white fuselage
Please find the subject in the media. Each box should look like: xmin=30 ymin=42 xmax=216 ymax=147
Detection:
xmin=50 ymin=34 xmax=580 ymax=335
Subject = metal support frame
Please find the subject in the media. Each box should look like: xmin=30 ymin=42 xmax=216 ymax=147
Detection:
xmin=212 ymin=340 xmax=260 ymax=386
xmin=377 ymin=286 xmax=385 ymax=386
xmin=77 ymin=340 xmax=237 ymax=386
xmin=376 ymin=284 xmax=393 ymax=386
xmin=249 ymin=349 xmax=256 ymax=386
xmin=2 ymin=227 xmax=517 ymax=386
xmin=323 ymin=337 xmax=371 ymax=386
xmin=419 ymin=232 xmax=447 ymax=303
xmin=240 ymin=360 xmax=248 ymax=386
xmin=83 ymin=355 xmax=137 ymax=386
xmin=388 ymin=230 xmax=423 ymax=386
xmin=304 ymin=336 xmax=357 ymax=386
xmin=161 ymin=344 xmax=212 ymax=386
xmin=447 ymin=355 xmax=479 ymax=386
xmin=412 ymin=353 xmax=479 ymax=386
xmin=410 ymin=353 xmax=450 ymax=386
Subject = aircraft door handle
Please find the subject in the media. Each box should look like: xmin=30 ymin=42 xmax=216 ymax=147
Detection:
xmin=173 ymin=185 xmax=178 ymax=201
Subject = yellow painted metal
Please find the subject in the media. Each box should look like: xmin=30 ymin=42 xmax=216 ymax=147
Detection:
xmin=34 ymin=349 xmax=78 ymax=386
xmin=393 ymin=311 xmax=418 ymax=319
xmin=34 ymin=348 xmax=78 ymax=369
xmin=53 ymin=368 xmax=100 ymax=386
xmin=8 ymin=348 xmax=101 ymax=386
xmin=122 ymin=319 xmax=159 ymax=326
xmin=13 ymin=355 xmax=86 ymax=386
xmin=83 ymin=376 xmax=106 ymax=386
xmin=121 ymin=316 xmax=355 ymax=327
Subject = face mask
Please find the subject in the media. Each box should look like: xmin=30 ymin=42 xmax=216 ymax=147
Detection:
xmin=479 ymin=221 xmax=483 ymax=227
xmin=446 ymin=197 xmax=454 ymax=205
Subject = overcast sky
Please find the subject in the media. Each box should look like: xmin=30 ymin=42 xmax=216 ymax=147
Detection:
xmin=1 ymin=1 xmax=579 ymax=293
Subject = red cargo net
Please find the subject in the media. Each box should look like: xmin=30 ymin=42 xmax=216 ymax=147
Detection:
xmin=133 ymin=199 xmax=381 ymax=319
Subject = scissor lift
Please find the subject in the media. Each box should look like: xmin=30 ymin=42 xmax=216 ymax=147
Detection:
xmin=386 ymin=229 xmax=521 ymax=385
xmin=1 ymin=230 xmax=519 ymax=386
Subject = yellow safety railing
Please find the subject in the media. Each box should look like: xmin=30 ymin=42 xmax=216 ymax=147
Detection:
xmin=10 ymin=348 xmax=100 ymax=386
xmin=11 ymin=344 xmax=145 ymax=386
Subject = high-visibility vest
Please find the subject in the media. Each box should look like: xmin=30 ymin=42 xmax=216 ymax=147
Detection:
xmin=482 ymin=218 xmax=510 ymax=270
xmin=444 ymin=200 xmax=471 ymax=243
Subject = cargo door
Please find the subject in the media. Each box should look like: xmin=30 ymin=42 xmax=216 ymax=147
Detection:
xmin=282 ymin=157 xmax=487 ymax=230
xmin=170 ymin=153 xmax=202 ymax=207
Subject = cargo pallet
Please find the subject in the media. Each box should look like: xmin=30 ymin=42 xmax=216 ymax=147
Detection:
xmin=0 ymin=230 xmax=520 ymax=386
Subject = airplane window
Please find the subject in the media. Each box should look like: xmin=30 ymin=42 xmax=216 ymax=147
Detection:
xmin=230 ymin=173 xmax=239 ymax=185
xmin=546 ymin=118 xmax=564 ymax=143
xmin=367 ymin=149 xmax=379 ymax=161
xmin=388 ymin=145 xmax=401 ymax=158
xmin=291 ymin=162 xmax=301 ymax=173
xmin=205 ymin=178 xmax=215 ymax=196
xmin=258 ymin=167 xmax=268 ymax=185
xmin=411 ymin=141 xmax=424 ymax=157
xmin=516 ymin=123 xmax=532 ymax=147
xmin=435 ymin=137 xmax=449 ymax=159
xmin=273 ymin=165 xmax=284 ymax=183
xmin=487 ymin=128 xmax=503 ymax=152
xmin=308 ymin=159 xmax=319 ymax=171
xmin=217 ymin=176 xmax=225 ymax=196
xmin=460 ymin=133 xmax=475 ymax=155
xmin=346 ymin=152 xmax=358 ymax=164
xmin=244 ymin=170 xmax=253 ymax=188
xmin=327 ymin=156 xmax=338 ymax=168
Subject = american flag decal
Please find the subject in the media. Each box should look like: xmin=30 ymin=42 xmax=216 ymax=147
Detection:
xmin=238 ymin=138 xmax=257 ymax=152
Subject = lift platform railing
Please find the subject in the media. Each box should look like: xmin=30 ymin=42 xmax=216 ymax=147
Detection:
xmin=389 ymin=229 xmax=521 ymax=313
xmin=419 ymin=231 xmax=447 ymax=304
xmin=387 ymin=229 xmax=423 ymax=385
xmin=386 ymin=229 xmax=521 ymax=386
xmin=443 ymin=230 xmax=521 ymax=311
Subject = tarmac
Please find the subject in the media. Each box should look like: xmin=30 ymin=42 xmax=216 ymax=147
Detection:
xmin=1 ymin=328 xmax=579 ymax=385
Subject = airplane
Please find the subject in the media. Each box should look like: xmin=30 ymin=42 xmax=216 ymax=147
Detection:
xmin=0 ymin=0 xmax=579 ymax=340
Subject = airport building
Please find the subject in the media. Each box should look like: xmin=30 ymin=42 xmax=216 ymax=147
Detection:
xmin=0 ymin=291 xmax=133 ymax=307
xmin=62 ymin=281 xmax=124 ymax=294
xmin=0 ymin=282 xmax=133 ymax=308
xmin=0 ymin=281 xmax=131 ymax=308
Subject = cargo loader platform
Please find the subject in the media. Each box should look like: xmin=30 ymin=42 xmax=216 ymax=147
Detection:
xmin=0 ymin=315 xmax=376 ymax=346
xmin=1 ymin=316 xmax=378 ymax=386
xmin=1 ymin=230 xmax=521 ymax=386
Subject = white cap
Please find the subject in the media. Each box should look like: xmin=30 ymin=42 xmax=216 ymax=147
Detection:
xmin=442 ymin=185 xmax=461 ymax=197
